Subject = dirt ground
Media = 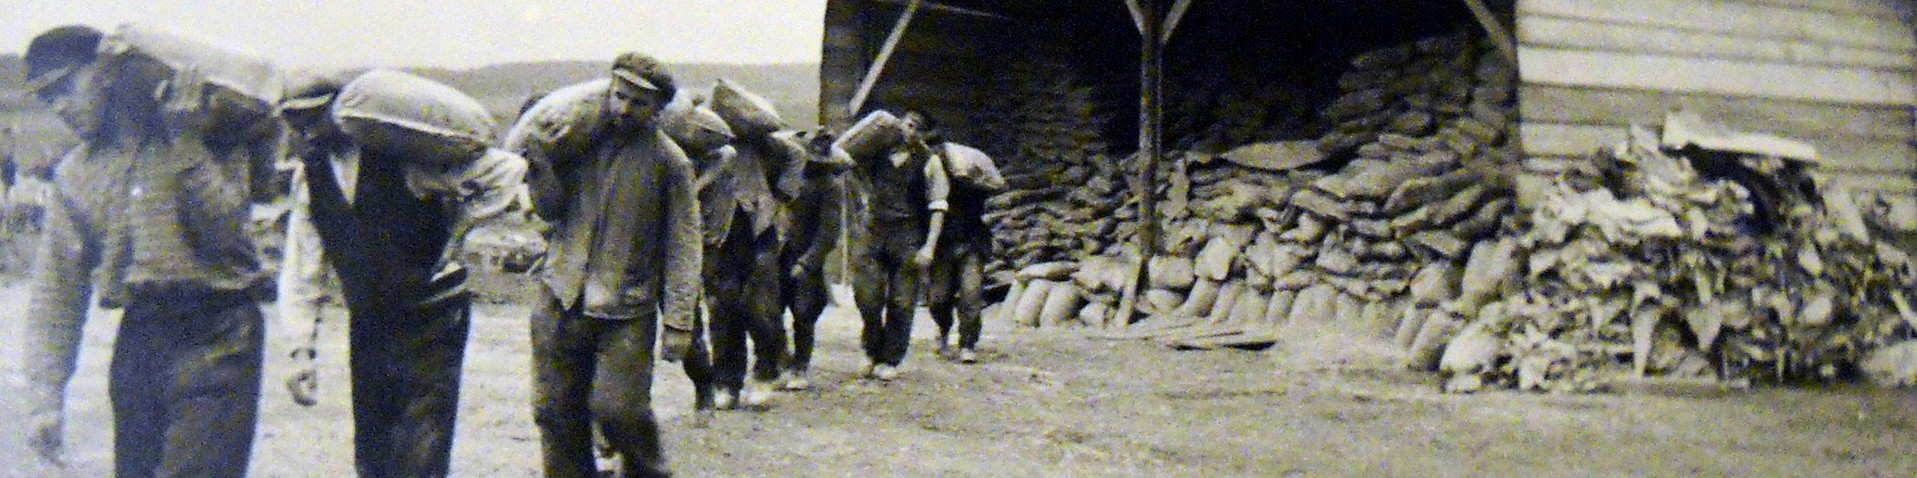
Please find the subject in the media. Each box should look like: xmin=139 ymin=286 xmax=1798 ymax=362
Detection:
xmin=2 ymin=274 xmax=1915 ymax=477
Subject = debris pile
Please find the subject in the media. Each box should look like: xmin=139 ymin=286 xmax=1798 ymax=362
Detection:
xmin=1414 ymin=122 xmax=1917 ymax=393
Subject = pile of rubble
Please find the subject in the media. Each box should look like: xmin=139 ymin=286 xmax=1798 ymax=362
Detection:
xmin=1415 ymin=117 xmax=1917 ymax=392
xmin=988 ymin=31 xmax=1522 ymax=350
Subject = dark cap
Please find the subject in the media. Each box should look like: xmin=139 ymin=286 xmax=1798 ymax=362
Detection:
xmin=610 ymin=52 xmax=675 ymax=99
xmin=23 ymin=25 xmax=104 ymax=91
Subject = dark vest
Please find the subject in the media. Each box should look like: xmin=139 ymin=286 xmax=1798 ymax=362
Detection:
xmin=301 ymin=151 xmax=462 ymax=310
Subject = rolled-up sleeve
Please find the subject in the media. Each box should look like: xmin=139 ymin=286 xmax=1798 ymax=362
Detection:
xmin=23 ymin=158 xmax=98 ymax=423
xmin=276 ymin=164 xmax=327 ymax=352
xmin=924 ymin=151 xmax=950 ymax=212
xmin=659 ymin=143 xmax=703 ymax=332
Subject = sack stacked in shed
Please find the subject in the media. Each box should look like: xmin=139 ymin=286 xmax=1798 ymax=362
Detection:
xmin=976 ymin=53 xmax=1118 ymax=289
xmin=1410 ymin=123 xmax=1917 ymax=393
xmin=1317 ymin=31 xmax=1515 ymax=162
xmin=988 ymin=31 xmax=1520 ymax=345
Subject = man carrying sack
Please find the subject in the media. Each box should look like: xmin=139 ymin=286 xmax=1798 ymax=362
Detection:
xmin=840 ymin=110 xmax=950 ymax=381
xmin=925 ymin=136 xmax=1005 ymax=364
xmin=275 ymin=69 xmax=531 ymax=478
xmin=20 ymin=24 xmax=274 ymax=477
xmin=503 ymin=52 xmax=701 ymax=478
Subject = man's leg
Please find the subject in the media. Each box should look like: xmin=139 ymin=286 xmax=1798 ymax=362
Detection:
xmin=706 ymin=263 xmax=750 ymax=405
xmin=957 ymin=246 xmax=986 ymax=354
xmin=743 ymin=234 xmax=788 ymax=390
xmin=590 ymin=311 xmax=669 ymax=478
xmin=678 ymin=309 xmax=715 ymax=419
xmin=348 ymin=304 xmax=400 ymax=476
xmin=850 ymin=244 xmax=889 ymax=373
xmin=155 ymin=292 xmax=265 ymax=478
xmin=882 ymin=260 xmax=923 ymax=368
xmin=925 ymin=249 xmax=959 ymax=357
xmin=110 ymin=303 xmax=168 ymax=478
xmin=779 ymin=248 xmax=829 ymax=389
xmin=382 ymin=293 xmax=473 ymax=477
xmin=531 ymin=293 xmax=602 ymax=478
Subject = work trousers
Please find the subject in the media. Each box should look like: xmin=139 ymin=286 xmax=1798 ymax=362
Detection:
xmin=531 ymin=292 xmax=671 ymax=478
xmin=927 ymin=240 xmax=985 ymax=351
xmin=705 ymin=222 xmax=788 ymax=392
xmin=851 ymin=225 xmax=926 ymax=366
xmin=345 ymin=292 xmax=472 ymax=478
xmin=110 ymin=289 xmax=264 ymax=478
xmin=779 ymin=244 xmax=832 ymax=373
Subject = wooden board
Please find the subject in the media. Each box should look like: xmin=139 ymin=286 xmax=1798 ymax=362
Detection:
xmin=1519 ymin=0 xmax=1917 ymax=51
xmin=1518 ymin=84 xmax=1916 ymax=141
xmin=1518 ymin=122 xmax=1917 ymax=172
xmin=1517 ymin=15 xmax=1916 ymax=71
xmin=1732 ymin=0 xmax=1915 ymax=20
xmin=1518 ymin=47 xmax=1917 ymax=106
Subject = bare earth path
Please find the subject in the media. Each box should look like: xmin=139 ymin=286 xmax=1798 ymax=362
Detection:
xmin=2 ymin=276 xmax=1914 ymax=477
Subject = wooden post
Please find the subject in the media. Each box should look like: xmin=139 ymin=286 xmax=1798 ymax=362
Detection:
xmin=1461 ymin=0 xmax=1518 ymax=66
xmin=1114 ymin=0 xmax=1164 ymax=327
xmin=848 ymin=0 xmax=922 ymax=117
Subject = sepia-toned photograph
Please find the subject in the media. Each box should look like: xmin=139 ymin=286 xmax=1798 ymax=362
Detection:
xmin=3 ymin=1 xmax=1916 ymax=476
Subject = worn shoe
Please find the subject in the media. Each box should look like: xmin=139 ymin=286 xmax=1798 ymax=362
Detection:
xmin=742 ymin=381 xmax=776 ymax=408
xmin=873 ymin=364 xmax=901 ymax=381
xmin=957 ymin=348 xmax=979 ymax=364
xmin=937 ymin=344 xmax=956 ymax=360
xmin=779 ymin=370 xmax=812 ymax=391
xmin=713 ymin=388 xmax=738 ymax=410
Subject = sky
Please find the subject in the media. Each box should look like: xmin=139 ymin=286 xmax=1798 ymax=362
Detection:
xmin=3 ymin=0 xmax=830 ymax=70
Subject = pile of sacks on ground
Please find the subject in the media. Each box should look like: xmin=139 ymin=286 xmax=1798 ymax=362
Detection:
xmin=1414 ymin=115 xmax=1917 ymax=393
xmin=986 ymin=32 xmax=1521 ymax=351
xmin=977 ymin=54 xmax=1125 ymax=285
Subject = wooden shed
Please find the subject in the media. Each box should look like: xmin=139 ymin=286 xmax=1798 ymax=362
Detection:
xmin=821 ymin=0 xmax=1917 ymax=192
xmin=819 ymin=0 xmax=1494 ymax=157
xmin=1513 ymin=0 xmax=1917 ymax=193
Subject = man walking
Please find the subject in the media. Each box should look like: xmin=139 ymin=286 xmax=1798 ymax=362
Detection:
xmin=925 ymin=138 xmax=1003 ymax=364
xmin=845 ymin=110 xmax=950 ymax=380
xmin=503 ymin=52 xmax=702 ymax=478
xmin=20 ymin=25 xmax=271 ymax=477
xmin=777 ymin=130 xmax=852 ymax=390
xmin=275 ymin=69 xmax=531 ymax=477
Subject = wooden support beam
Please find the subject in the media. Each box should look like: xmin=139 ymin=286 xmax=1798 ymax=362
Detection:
xmin=1126 ymin=0 xmax=1147 ymax=34
xmin=863 ymin=0 xmax=1010 ymax=20
xmin=1462 ymin=0 xmax=1519 ymax=66
xmin=1116 ymin=0 xmax=1165 ymax=327
xmin=1160 ymin=0 xmax=1194 ymax=45
xmin=848 ymin=0 xmax=922 ymax=117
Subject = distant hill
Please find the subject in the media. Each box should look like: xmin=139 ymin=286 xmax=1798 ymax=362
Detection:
xmin=409 ymin=61 xmax=821 ymax=128
xmin=1 ymin=53 xmax=819 ymax=128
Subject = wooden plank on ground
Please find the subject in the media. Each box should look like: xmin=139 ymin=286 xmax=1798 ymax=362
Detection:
xmin=1517 ymin=122 xmax=1917 ymax=173
xmin=1165 ymin=326 xmax=1284 ymax=351
xmin=1518 ymin=0 xmax=1917 ymax=51
xmin=1516 ymin=15 xmax=1916 ymax=71
xmin=1517 ymin=84 xmax=1916 ymax=141
xmin=1518 ymin=47 xmax=1917 ymax=106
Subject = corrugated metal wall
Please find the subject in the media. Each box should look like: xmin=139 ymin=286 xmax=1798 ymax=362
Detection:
xmin=1514 ymin=0 xmax=1917 ymax=192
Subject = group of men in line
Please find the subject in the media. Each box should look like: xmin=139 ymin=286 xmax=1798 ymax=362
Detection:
xmin=17 ymin=22 xmax=999 ymax=478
